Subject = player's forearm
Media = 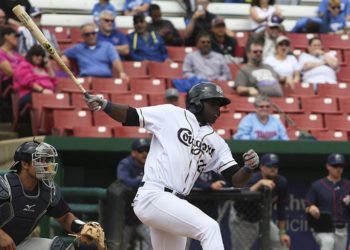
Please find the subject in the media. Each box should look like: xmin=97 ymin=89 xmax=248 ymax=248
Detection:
xmin=277 ymin=220 xmax=287 ymax=231
xmin=56 ymin=212 xmax=78 ymax=233
xmin=116 ymin=45 xmax=130 ymax=55
xmin=106 ymin=103 xmax=130 ymax=123
xmin=231 ymin=167 xmax=252 ymax=187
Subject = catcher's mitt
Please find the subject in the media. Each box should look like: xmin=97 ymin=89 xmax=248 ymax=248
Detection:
xmin=79 ymin=221 xmax=106 ymax=250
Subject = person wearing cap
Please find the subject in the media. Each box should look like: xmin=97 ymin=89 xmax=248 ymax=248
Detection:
xmin=96 ymin=10 xmax=129 ymax=57
xmin=210 ymin=16 xmax=240 ymax=64
xmin=164 ymin=88 xmax=180 ymax=106
xmin=233 ymin=95 xmax=289 ymax=140
xmin=17 ymin=7 xmax=59 ymax=56
xmin=250 ymin=0 xmax=283 ymax=33
xmin=235 ymin=37 xmax=283 ymax=97
xmin=116 ymin=138 xmax=152 ymax=250
xmin=183 ymin=32 xmax=231 ymax=81
xmin=298 ymin=37 xmax=338 ymax=89
xmin=128 ymin=14 xmax=170 ymax=62
xmin=63 ymin=22 xmax=129 ymax=81
xmin=148 ymin=4 xmax=183 ymax=46
xmin=264 ymin=36 xmax=301 ymax=89
xmin=305 ymin=153 xmax=350 ymax=250
xmin=230 ymin=153 xmax=291 ymax=250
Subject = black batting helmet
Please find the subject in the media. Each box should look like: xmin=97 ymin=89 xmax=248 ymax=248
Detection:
xmin=186 ymin=82 xmax=231 ymax=113
xmin=11 ymin=140 xmax=40 ymax=170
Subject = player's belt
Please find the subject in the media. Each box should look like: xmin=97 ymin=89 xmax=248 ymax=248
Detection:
xmin=334 ymin=222 xmax=346 ymax=229
xmin=139 ymin=181 xmax=186 ymax=199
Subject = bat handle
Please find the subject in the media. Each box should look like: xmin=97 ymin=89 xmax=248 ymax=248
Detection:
xmin=83 ymin=92 xmax=92 ymax=100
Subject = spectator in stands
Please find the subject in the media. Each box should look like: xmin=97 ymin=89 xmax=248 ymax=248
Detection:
xmin=63 ymin=23 xmax=129 ymax=80
xmin=92 ymin=0 xmax=117 ymax=24
xmin=123 ymin=0 xmax=151 ymax=16
xmin=250 ymin=0 xmax=283 ymax=32
xmin=233 ymin=95 xmax=289 ymax=140
xmin=0 ymin=27 xmax=24 ymax=90
xmin=128 ymin=14 xmax=170 ymax=62
xmin=184 ymin=0 xmax=217 ymax=46
xmin=13 ymin=45 xmax=56 ymax=110
xmin=148 ymin=4 xmax=183 ymax=46
xmin=230 ymin=153 xmax=290 ymax=250
xmin=298 ymin=37 xmax=338 ymax=88
xmin=210 ymin=16 xmax=240 ymax=64
xmin=97 ymin=10 xmax=129 ymax=57
xmin=318 ymin=0 xmax=350 ymax=21
xmin=264 ymin=36 xmax=300 ymax=89
xmin=117 ymin=138 xmax=152 ymax=250
xmin=164 ymin=88 xmax=180 ymax=106
xmin=0 ymin=0 xmax=31 ymax=22
xmin=319 ymin=0 xmax=348 ymax=33
xmin=235 ymin=38 xmax=283 ymax=97
xmin=0 ymin=8 xmax=20 ymax=30
xmin=18 ymin=7 xmax=59 ymax=56
xmin=183 ymin=32 xmax=231 ymax=81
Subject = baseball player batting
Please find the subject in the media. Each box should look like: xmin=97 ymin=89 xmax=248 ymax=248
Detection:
xmin=85 ymin=82 xmax=260 ymax=250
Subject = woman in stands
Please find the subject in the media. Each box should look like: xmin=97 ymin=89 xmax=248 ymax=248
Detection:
xmin=264 ymin=35 xmax=300 ymax=89
xmin=13 ymin=45 xmax=57 ymax=109
xmin=250 ymin=0 xmax=283 ymax=32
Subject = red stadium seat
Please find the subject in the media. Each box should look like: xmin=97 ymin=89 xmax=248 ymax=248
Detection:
xmin=91 ymin=77 xmax=129 ymax=94
xmin=301 ymin=97 xmax=340 ymax=114
xmin=288 ymin=114 xmax=325 ymax=131
xmin=214 ymin=128 xmax=232 ymax=140
xmin=324 ymin=114 xmax=350 ymax=131
xmin=339 ymin=98 xmax=350 ymax=113
xmin=52 ymin=109 xmax=93 ymax=135
xmin=270 ymin=97 xmax=301 ymax=113
xmin=167 ymin=46 xmax=196 ymax=62
xmin=287 ymin=33 xmax=316 ymax=49
xmin=72 ymin=126 xmax=113 ymax=138
xmin=122 ymin=61 xmax=149 ymax=78
xmin=56 ymin=77 xmax=91 ymax=93
xmin=114 ymin=126 xmax=151 ymax=138
xmin=71 ymin=92 xmax=110 ymax=110
xmin=213 ymin=112 xmax=245 ymax=131
xmin=317 ymin=83 xmax=350 ymax=98
xmin=148 ymin=62 xmax=183 ymax=79
xmin=227 ymin=96 xmax=256 ymax=112
xmin=93 ymin=111 xmax=122 ymax=127
xmin=311 ymin=130 xmax=348 ymax=141
xmin=286 ymin=128 xmax=302 ymax=140
xmin=343 ymin=50 xmax=350 ymax=64
xmin=43 ymin=26 xmax=71 ymax=43
xmin=284 ymin=83 xmax=315 ymax=98
xmin=130 ymin=79 xmax=166 ymax=94
xmin=228 ymin=64 xmax=242 ymax=79
xmin=30 ymin=93 xmax=71 ymax=135
xmin=148 ymin=92 xmax=186 ymax=108
xmin=111 ymin=93 xmax=148 ymax=107
xmin=213 ymin=80 xmax=236 ymax=95
xmin=337 ymin=66 xmax=350 ymax=82
xmin=70 ymin=27 xmax=83 ymax=43
xmin=321 ymin=34 xmax=350 ymax=50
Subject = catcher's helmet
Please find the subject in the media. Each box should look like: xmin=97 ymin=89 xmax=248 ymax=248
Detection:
xmin=186 ymin=82 xmax=231 ymax=113
xmin=14 ymin=141 xmax=40 ymax=163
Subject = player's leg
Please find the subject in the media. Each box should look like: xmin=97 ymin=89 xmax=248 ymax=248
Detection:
xmin=269 ymin=221 xmax=288 ymax=250
xmin=312 ymin=232 xmax=335 ymax=250
xmin=17 ymin=237 xmax=74 ymax=250
xmin=135 ymin=223 xmax=152 ymax=250
xmin=150 ymin=227 xmax=187 ymax=250
xmin=134 ymin=191 xmax=224 ymax=250
xmin=334 ymin=227 xmax=348 ymax=250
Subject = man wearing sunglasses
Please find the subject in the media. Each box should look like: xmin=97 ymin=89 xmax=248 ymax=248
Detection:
xmin=63 ymin=22 xmax=129 ymax=81
xmin=319 ymin=0 xmax=347 ymax=33
xmin=318 ymin=0 xmax=350 ymax=21
xmin=230 ymin=153 xmax=291 ymax=250
xmin=117 ymin=138 xmax=152 ymax=250
xmin=305 ymin=153 xmax=350 ymax=250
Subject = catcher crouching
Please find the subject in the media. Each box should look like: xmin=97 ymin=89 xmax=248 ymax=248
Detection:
xmin=0 ymin=140 xmax=106 ymax=250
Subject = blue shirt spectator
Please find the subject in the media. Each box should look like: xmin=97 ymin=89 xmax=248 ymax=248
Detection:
xmin=319 ymin=0 xmax=347 ymax=33
xmin=92 ymin=0 xmax=117 ymax=24
xmin=117 ymin=155 xmax=145 ymax=190
xmin=233 ymin=95 xmax=288 ymax=141
xmin=128 ymin=14 xmax=169 ymax=62
xmin=123 ymin=0 xmax=151 ymax=16
xmin=318 ymin=0 xmax=350 ymax=19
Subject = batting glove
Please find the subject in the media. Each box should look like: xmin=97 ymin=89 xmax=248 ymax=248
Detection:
xmin=243 ymin=149 xmax=259 ymax=170
xmin=84 ymin=94 xmax=108 ymax=112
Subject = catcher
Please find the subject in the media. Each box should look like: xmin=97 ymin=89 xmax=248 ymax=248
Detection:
xmin=0 ymin=140 xmax=105 ymax=250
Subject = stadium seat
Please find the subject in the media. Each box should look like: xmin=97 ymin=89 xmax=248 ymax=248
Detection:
xmin=213 ymin=112 xmax=245 ymax=132
xmin=288 ymin=114 xmax=325 ymax=131
xmin=337 ymin=66 xmax=350 ymax=82
xmin=300 ymin=97 xmax=340 ymax=114
xmin=52 ymin=109 xmax=93 ymax=135
xmin=148 ymin=92 xmax=186 ymax=108
xmin=130 ymin=79 xmax=166 ymax=95
xmin=227 ymin=96 xmax=256 ymax=112
xmin=284 ymin=83 xmax=315 ymax=98
xmin=167 ymin=46 xmax=196 ymax=62
xmin=338 ymin=98 xmax=350 ymax=113
xmin=91 ymin=77 xmax=129 ymax=94
xmin=317 ymin=83 xmax=350 ymax=98
xmin=114 ymin=126 xmax=150 ymax=138
xmin=321 ymin=34 xmax=350 ymax=50
xmin=324 ymin=114 xmax=350 ymax=131
xmin=286 ymin=128 xmax=302 ymax=140
xmin=311 ymin=130 xmax=348 ymax=141
xmin=56 ymin=77 xmax=91 ymax=93
xmin=287 ymin=33 xmax=316 ymax=49
xmin=110 ymin=93 xmax=148 ymax=107
xmin=214 ymin=128 xmax=232 ymax=140
xmin=43 ymin=26 xmax=71 ymax=43
xmin=148 ymin=62 xmax=183 ymax=79
xmin=343 ymin=50 xmax=350 ymax=64
xmin=93 ymin=111 xmax=121 ymax=127
xmin=71 ymin=92 xmax=110 ymax=110
xmin=122 ymin=61 xmax=149 ymax=78
xmin=213 ymin=80 xmax=236 ymax=95
xmin=270 ymin=97 xmax=301 ymax=113
xmin=72 ymin=126 xmax=113 ymax=138
xmin=70 ymin=26 xmax=83 ymax=43
xmin=228 ymin=64 xmax=242 ymax=79
xmin=31 ymin=92 xmax=71 ymax=135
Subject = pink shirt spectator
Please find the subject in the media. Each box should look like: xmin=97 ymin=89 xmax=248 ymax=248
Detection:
xmin=13 ymin=61 xmax=56 ymax=98
xmin=0 ymin=48 xmax=24 ymax=81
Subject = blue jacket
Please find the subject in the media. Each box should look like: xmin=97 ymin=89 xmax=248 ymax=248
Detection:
xmin=116 ymin=155 xmax=144 ymax=190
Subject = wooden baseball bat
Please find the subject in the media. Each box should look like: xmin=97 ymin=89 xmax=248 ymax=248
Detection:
xmin=12 ymin=5 xmax=89 ymax=98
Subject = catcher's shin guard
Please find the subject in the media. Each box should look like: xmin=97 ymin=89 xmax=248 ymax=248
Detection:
xmin=50 ymin=236 xmax=75 ymax=250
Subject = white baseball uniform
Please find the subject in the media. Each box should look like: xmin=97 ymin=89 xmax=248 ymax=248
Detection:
xmin=132 ymin=104 xmax=239 ymax=250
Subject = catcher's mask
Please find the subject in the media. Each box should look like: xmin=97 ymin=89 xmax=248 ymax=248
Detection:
xmin=186 ymin=82 xmax=231 ymax=114
xmin=12 ymin=141 xmax=58 ymax=188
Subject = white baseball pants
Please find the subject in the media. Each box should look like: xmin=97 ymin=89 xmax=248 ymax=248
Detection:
xmin=133 ymin=182 xmax=224 ymax=250
xmin=313 ymin=226 xmax=348 ymax=250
